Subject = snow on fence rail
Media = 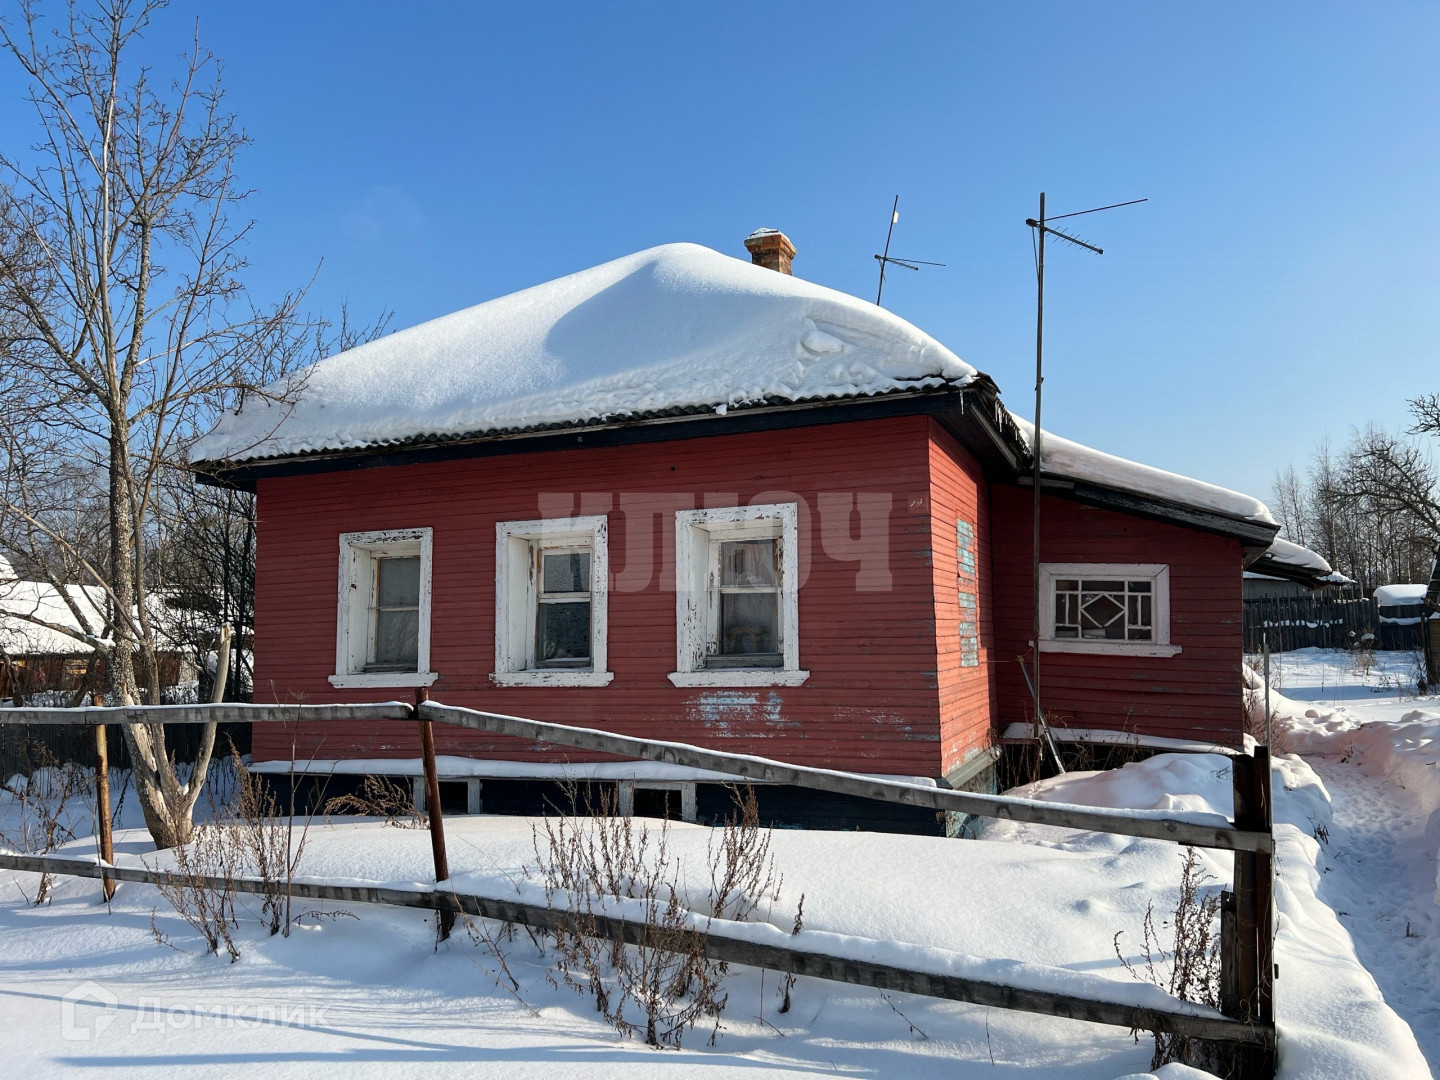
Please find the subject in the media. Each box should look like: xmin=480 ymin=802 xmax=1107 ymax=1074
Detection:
xmin=0 ymin=699 xmax=1277 ymax=1073
xmin=0 ymin=852 xmax=1271 ymax=1049
xmin=0 ymin=700 xmax=1272 ymax=853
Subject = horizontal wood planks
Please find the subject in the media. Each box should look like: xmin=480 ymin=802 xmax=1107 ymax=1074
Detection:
xmin=927 ymin=420 xmax=997 ymax=776
xmin=253 ymin=417 xmax=958 ymax=775
xmin=989 ymin=485 xmax=1245 ymax=745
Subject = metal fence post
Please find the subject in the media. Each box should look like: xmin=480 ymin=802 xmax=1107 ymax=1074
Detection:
xmin=415 ymin=686 xmax=452 ymax=940
xmin=92 ymin=693 xmax=115 ymax=902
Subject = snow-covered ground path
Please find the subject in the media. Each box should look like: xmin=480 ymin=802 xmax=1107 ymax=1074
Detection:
xmin=1 ymin=651 xmax=1433 ymax=1079
xmin=1262 ymin=648 xmax=1440 ymax=1077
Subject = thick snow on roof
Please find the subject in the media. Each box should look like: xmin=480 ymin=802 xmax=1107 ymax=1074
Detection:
xmin=1009 ymin=416 xmax=1277 ymax=526
xmin=1373 ymin=583 xmax=1428 ymax=607
xmin=1263 ymin=536 xmax=1332 ymax=575
xmin=0 ymin=580 xmax=106 ymax=654
xmin=193 ymin=243 xmax=977 ymax=464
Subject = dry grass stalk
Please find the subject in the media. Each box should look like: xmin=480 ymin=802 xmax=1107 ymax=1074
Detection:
xmin=148 ymin=820 xmax=240 ymax=961
xmin=522 ymin=783 xmax=800 ymax=1049
xmin=323 ymin=774 xmax=425 ymax=829
xmin=1114 ymin=846 xmax=1224 ymax=1071
xmin=0 ymin=743 xmax=90 ymax=904
xmin=228 ymin=751 xmax=317 ymax=936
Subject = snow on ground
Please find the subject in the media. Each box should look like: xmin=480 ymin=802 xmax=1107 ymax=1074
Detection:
xmin=1253 ymin=647 xmax=1440 ymax=1075
xmin=0 ymin=689 xmax=1429 ymax=1077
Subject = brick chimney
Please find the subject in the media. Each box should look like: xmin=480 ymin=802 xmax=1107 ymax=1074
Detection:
xmin=744 ymin=228 xmax=796 ymax=275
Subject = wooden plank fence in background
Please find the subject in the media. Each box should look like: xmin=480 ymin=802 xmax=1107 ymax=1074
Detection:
xmin=0 ymin=699 xmax=1277 ymax=1073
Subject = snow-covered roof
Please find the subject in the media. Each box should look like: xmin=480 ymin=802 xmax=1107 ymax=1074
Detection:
xmin=1009 ymin=416 xmax=1276 ymax=527
xmin=0 ymin=580 xmax=107 ymax=655
xmin=1373 ymin=583 xmax=1428 ymax=607
xmin=1262 ymin=536 xmax=1331 ymax=576
xmin=193 ymin=243 xmax=978 ymax=465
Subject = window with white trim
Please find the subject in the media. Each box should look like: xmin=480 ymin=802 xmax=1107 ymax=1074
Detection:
xmin=493 ymin=515 xmax=612 ymax=686
xmin=331 ymin=528 xmax=435 ymax=688
xmin=1039 ymin=563 xmax=1180 ymax=657
xmin=670 ymin=503 xmax=808 ymax=687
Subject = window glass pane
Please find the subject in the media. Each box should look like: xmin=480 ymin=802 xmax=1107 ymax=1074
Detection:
xmin=1080 ymin=589 xmax=1125 ymax=638
xmin=374 ymin=608 xmax=419 ymax=667
xmin=1056 ymin=579 xmax=1079 ymax=591
xmin=1054 ymin=626 xmax=1079 ymax=639
xmin=542 ymin=551 xmax=590 ymax=594
xmin=376 ymin=556 xmax=420 ymax=607
xmin=537 ymin=601 xmax=591 ymax=662
xmin=1128 ymin=581 xmax=1151 ymax=594
xmin=1127 ymin=626 xmax=1153 ymax=641
xmin=720 ymin=539 xmax=777 ymax=588
xmin=1081 ymin=579 xmax=1125 ymax=592
xmin=720 ymin=591 xmax=779 ymax=654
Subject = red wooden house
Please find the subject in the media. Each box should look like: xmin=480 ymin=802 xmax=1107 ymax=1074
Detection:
xmin=194 ymin=232 xmax=1321 ymax=831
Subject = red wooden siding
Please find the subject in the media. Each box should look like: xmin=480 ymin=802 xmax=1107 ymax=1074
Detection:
xmin=252 ymin=416 xmax=960 ymax=776
xmin=926 ymin=421 xmax=997 ymax=776
xmin=989 ymin=485 xmax=1245 ymax=746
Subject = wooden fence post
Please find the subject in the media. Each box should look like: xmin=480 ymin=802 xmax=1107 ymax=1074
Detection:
xmin=415 ymin=686 xmax=453 ymax=941
xmin=1225 ymin=746 xmax=1277 ymax=1077
xmin=92 ymin=693 xmax=115 ymax=902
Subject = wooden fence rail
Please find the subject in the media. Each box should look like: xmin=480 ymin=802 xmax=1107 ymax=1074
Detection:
xmin=0 ymin=852 xmax=1273 ymax=1050
xmin=0 ymin=698 xmax=1277 ymax=1074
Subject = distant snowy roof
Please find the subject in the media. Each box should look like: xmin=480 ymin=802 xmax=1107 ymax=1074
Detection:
xmin=0 ymin=580 xmax=106 ymax=655
xmin=1373 ymin=583 xmax=1428 ymax=607
xmin=1262 ymin=537 xmax=1331 ymax=576
xmin=193 ymin=243 xmax=977 ymax=465
xmin=1009 ymin=416 xmax=1276 ymax=527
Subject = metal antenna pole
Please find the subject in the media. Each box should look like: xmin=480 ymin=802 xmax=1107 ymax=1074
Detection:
xmin=1020 ymin=192 xmax=1144 ymax=773
xmin=1031 ymin=192 xmax=1046 ymax=748
xmin=877 ymin=195 xmax=899 ymax=305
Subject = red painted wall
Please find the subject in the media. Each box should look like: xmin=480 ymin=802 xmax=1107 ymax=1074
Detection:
xmin=927 ymin=421 xmax=998 ymax=777
xmin=252 ymin=416 xmax=986 ymax=776
xmin=989 ymin=485 xmax=1245 ymax=746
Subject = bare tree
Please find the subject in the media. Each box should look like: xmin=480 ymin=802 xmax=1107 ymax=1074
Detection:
xmin=1276 ymin=409 xmax=1439 ymax=593
xmin=0 ymin=0 xmax=312 ymax=847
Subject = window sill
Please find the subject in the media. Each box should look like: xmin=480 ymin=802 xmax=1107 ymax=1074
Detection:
xmin=668 ymin=669 xmax=810 ymax=688
xmin=1039 ymin=640 xmax=1181 ymax=658
xmin=329 ymin=671 xmax=439 ymax=689
xmin=490 ymin=670 xmax=616 ymax=687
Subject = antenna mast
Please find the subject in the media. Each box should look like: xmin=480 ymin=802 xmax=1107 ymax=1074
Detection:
xmin=874 ymin=195 xmax=944 ymax=306
xmin=1025 ymin=193 xmax=1146 ymax=773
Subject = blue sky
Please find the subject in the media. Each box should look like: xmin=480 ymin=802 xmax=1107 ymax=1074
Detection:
xmin=7 ymin=2 xmax=1438 ymax=504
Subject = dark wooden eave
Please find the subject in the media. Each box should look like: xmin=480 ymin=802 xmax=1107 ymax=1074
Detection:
xmin=194 ymin=381 xmax=1022 ymax=492
xmin=1014 ymin=473 xmax=1279 ymax=549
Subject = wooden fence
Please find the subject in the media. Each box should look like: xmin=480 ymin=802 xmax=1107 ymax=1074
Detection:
xmin=0 ymin=697 xmax=1277 ymax=1074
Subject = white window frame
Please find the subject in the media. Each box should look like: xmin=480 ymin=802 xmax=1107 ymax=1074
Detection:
xmin=492 ymin=515 xmax=613 ymax=687
xmin=1038 ymin=563 xmax=1180 ymax=657
xmin=669 ymin=503 xmax=808 ymax=688
xmin=330 ymin=528 xmax=436 ymax=688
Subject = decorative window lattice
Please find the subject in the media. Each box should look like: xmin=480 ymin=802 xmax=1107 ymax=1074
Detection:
xmin=1053 ymin=577 xmax=1154 ymax=642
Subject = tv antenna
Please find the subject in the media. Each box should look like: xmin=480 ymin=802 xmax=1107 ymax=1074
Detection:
xmin=874 ymin=195 xmax=944 ymax=306
xmin=1024 ymin=192 xmax=1147 ymax=771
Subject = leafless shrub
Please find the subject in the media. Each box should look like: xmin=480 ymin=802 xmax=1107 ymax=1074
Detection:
xmin=323 ymin=774 xmax=425 ymax=828
xmin=227 ymin=752 xmax=316 ymax=936
xmin=532 ymin=784 xmax=727 ymax=1048
xmin=778 ymin=893 xmax=804 ymax=1014
xmin=707 ymin=785 xmax=781 ymax=922
xmin=1113 ymin=847 xmax=1223 ymax=1071
xmin=148 ymin=821 xmax=240 ymax=962
xmin=0 ymin=743 xmax=90 ymax=904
